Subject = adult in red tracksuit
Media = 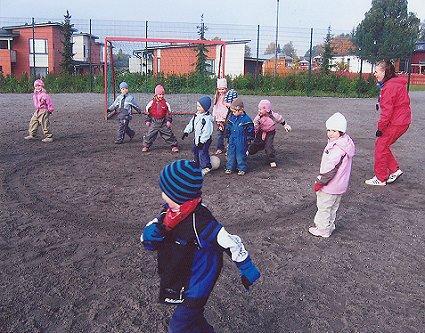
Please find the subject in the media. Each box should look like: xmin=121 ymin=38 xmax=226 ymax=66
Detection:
xmin=365 ymin=60 xmax=411 ymax=186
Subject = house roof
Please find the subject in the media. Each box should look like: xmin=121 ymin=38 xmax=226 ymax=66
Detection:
xmin=73 ymin=32 xmax=99 ymax=40
xmin=244 ymin=57 xmax=266 ymax=62
xmin=0 ymin=28 xmax=18 ymax=38
xmin=3 ymin=21 xmax=77 ymax=32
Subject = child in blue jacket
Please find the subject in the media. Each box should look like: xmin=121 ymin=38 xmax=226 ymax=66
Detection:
xmin=141 ymin=159 xmax=261 ymax=333
xmin=182 ymin=96 xmax=214 ymax=176
xmin=225 ymin=98 xmax=255 ymax=175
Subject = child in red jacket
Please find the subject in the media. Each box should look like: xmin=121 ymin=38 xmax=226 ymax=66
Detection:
xmin=142 ymin=85 xmax=179 ymax=153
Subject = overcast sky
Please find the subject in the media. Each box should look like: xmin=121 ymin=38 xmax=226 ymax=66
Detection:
xmin=1 ymin=0 xmax=424 ymax=30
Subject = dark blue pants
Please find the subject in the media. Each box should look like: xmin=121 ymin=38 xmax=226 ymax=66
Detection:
xmin=216 ymin=129 xmax=225 ymax=151
xmin=192 ymin=139 xmax=212 ymax=169
xmin=168 ymin=305 xmax=215 ymax=333
xmin=226 ymin=138 xmax=248 ymax=172
xmin=116 ymin=116 xmax=134 ymax=142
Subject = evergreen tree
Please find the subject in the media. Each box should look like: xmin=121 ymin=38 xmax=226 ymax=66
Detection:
xmin=420 ymin=20 xmax=425 ymax=41
xmin=282 ymin=41 xmax=297 ymax=58
xmin=353 ymin=0 xmax=420 ymax=63
xmin=195 ymin=14 xmax=208 ymax=75
xmin=321 ymin=26 xmax=334 ymax=74
xmin=60 ymin=10 xmax=75 ymax=74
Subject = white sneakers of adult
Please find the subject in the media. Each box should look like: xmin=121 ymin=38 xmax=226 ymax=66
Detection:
xmin=24 ymin=135 xmax=36 ymax=140
xmin=308 ymin=226 xmax=335 ymax=238
xmin=387 ymin=169 xmax=403 ymax=184
xmin=202 ymin=168 xmax=211 ymax=176
xmin=365 ymin=176 xmax=386 ymax=186
xmin=270 ymin=162 xmax=277 ymax=168
xmin=41 ymin=137 xmax=53 ymax=143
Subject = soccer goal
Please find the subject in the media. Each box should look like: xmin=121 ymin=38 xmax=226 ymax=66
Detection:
xmin=103 ymin=37 xmax=227 ymax=118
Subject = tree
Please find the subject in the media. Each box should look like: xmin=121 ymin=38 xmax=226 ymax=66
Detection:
xmin=321 ymin=26 xmax=334 ymax=73
xmin=420 ymin=20 xmax=425 ymax=41
xmin=353 ymin=0 xmax=420 ymax=63
xmin=60 ymin=10 xmax=75 ymax=74
xmin=304 ymin=44 xmax=324 ymax=59
xmin=282 ymin=41 xmax=297 ymax=58
xmin=114 ymin=49 xmax=130 ymax=70
xmin=245 ymin=45 xmax=252 ymax=57
xmin=331 ymin=34 xmax=356 ymax=56
xmin=195 ymin=14 xmax=209 ymax=75
xmin=264 ymin=42 xmax=281 ymax=55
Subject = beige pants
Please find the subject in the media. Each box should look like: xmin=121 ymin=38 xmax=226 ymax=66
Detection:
xmin=28 ymin=110 xmax=53 ymax=138
xmin=314 ymin=191 xmax=342 ymax=230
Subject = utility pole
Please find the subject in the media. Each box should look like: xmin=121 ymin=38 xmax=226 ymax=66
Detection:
xmin=274 ymin=0 xmax=280 ymax=76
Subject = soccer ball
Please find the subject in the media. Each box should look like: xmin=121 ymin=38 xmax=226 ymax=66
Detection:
xmin=210 ymin=155 xmax=221 ymax=170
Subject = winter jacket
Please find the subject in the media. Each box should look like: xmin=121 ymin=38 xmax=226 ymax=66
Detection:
xmin=141 ymin=203 xmax=251 ymax=308
xmin=317 ymin=134 xmax=355 ymax=195
xmin=33 ymin=90 xmax=54 ymax=113
xmin=226 ymin=113 xmax=255 ymax=145
xmin=253 ymin=111 xmax=285 ymax=133
xmin=212 ymin=94 xmax=228 ymax=123
xmin=184 ymin=112 xmax=214 ymax=145
xmin=108 ymin=94 xmax=141 ymax=118
xmin=378 ymin=76 xmax=412 ymax=131
xmin=146 ymin=98 xmax=172 ymax=121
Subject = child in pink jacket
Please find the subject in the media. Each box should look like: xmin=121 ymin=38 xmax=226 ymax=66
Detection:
xmin=24 ymin=79 xmax=55 ymax=142
xmin=309 ymin=112 xmax=355 ymax=238
xmin=247 ymin=99 xmax=292 ymax=168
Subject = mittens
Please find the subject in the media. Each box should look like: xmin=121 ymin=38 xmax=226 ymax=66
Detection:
xmin=313 ymin=182 xmax=324 ymax=192
xmin=181 ymin=132 xmax=188 ymax=140
xmin=141 ymin=222 xmax=164 ymax=251
xmin=166 ymin=121 xmax=172 ymax=128
xmin=376 ymin=130 xmax=383 ymax=137
xmin=236 ymin=256 xmax=261 ymax=290
xmin=197 ymin=142 xmax=204 ymax=148
xmin=145 ymin=121 xmax=152 ymax=127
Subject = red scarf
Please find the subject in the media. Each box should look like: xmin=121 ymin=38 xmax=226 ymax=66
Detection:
xmin=163 ymin=197 xmax=202 ymax=231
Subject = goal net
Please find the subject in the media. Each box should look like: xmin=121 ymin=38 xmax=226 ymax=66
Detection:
xmin=103 ymin=37 xmax=227 ymax=118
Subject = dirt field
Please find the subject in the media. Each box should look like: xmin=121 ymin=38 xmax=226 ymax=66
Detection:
xmin=1 ymin=92 xmax=424 ymax=333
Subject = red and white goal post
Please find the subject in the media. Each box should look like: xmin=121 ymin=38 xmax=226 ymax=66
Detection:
xmin=103 ymin=37 xmax=227 ymax=119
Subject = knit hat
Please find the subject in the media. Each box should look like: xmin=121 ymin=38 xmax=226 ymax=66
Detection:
xmin=258 ymin=99 xmax=272 ymax=112
xmin=33 ymin=79 xmax=44 ymax=88
xmin=326 ymin=112 xmax=347 ymax=133
xmin=217 ymin=78 xmax=227 ymax=89
xmin=159 ymin=160 xmax=204 ymax=204
xmin=230 ymin=98 xmax=244 ymax=110
xmin=119 ymin=82 xmax=128 ymax=89
xmin=155 ymin=84 xmax=165 ymax=95
xmin=198 ymin=96 xmax=212 ymax=112
xmin=224 ymin=89 xmax=238 ymax=104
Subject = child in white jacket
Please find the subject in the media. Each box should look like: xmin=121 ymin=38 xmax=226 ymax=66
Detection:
xmin=182 ymin=96 xmax=214 ymax=175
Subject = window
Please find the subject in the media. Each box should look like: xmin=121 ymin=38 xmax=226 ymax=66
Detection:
xmin=206 ymin=59 xmax=215 ymax=75
xmin=29 ymin=39 xmax=48 ymax=54
xmin=30 ymin=67 xmax=48 ymax=77
xmin=0 ymin=40 xmax=8 ymax=49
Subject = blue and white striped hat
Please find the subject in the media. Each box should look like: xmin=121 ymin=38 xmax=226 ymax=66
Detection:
xmin=159 ymin=160 xmax=203 ymax=204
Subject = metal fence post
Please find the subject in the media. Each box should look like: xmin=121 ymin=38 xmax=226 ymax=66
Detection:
xmin=308 ymin=27 xmax=313 ymax=96
xmin=89 ymin=18 xmax=93 ymax=92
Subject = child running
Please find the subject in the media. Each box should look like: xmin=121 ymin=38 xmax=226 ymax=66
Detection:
xmin=141 ymin=159 xmax=261 ymax=333
xmin=182 ymin=96 xmax=214 ymax=175
xmin=24 ymin=79 xmax=55 ymax=142
xmin=143 ymin=85 xmax=179 ymax=153
xmin=225 ymin=98 xmax=254 ymax=175
xmin=309 ymin=112 xmax=355 ymax=238
xmin=248 ymin=99 xmax=292 ymax=168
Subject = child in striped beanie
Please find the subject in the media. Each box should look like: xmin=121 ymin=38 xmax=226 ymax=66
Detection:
xmin=141 ymin=159 xmax=261 ymax=333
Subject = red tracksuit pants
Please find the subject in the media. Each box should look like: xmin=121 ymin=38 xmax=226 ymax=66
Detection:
xmin=374 ymin=124 xmax=409 ymax=181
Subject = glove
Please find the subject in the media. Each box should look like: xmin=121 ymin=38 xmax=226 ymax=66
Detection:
xmin=283 ymin=124 xmax=292 ymax=132
xmin=197 ymin=142 xmax=204 ymax=148
xmin=237 ymin=256 xmax=260 ymax=290
xmin=141 ymin=222 xmax=164 ymax=251
xmin=145 ymin=121 xmax=151 ymax=127
xmin=166 ymin=121 xmax=172 ymax=128
xmin=181 ymin=132 xmax=188 ymax=140
xmin=313 ymin=182 xmax=324 ymax=192
xmin=376 ymin=130 xmax=383 ymax=137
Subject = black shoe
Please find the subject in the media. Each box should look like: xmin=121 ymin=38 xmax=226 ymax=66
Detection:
xmin=129 ymin=131 xmax=135 ymax=141
xmin=114 ymin=140 xmax=123 ymax=144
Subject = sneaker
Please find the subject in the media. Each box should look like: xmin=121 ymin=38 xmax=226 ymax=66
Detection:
xmin=142 ymin=146 xmax=149 ymax=152
xmin=308 ymin=226 xmax=334 ymax=238
xmin=215 ymin=149 xmax=223 ymax=155
xmin=202 ymin=168 xmax=211 ymax=176
xmin=114 ymin=140 xmax=123 ymax=144
xmin=237 ymin=170 xmax=246 ymax=176
xmin=24 ymin=135 xmax=36 ymax=140
xmin=171 ymin=146 xmax=179 ymax=153
xmin=42 ymin=137 xmax=53 ymax=143
xmin=224 ymin=169 xmax=233 ymax=174
xmin=270 ymin=162 xmax=277 ymax=168
xmin=365 ymin=176 xmax=386 ymax=186
xmin=387 ymin=169 xmax=403 ymax=184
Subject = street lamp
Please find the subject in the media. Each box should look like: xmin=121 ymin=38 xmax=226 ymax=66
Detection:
xmin=274 ymin=0 xmax=280 ymax=76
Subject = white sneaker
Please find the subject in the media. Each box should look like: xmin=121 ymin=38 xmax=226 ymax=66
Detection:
xmin=308 ymin=226 xmax=334 ymax=238
xmin=24 ymin=135 xmax=36 ymax=140
xmin=270 ymin=162 xmax=277 ymax=168
xmin=365 ymin=176 xmax=386 ymax=186
xmin=387 ymin=169 xmax=403 ymax=184
xmin=202 ymin=168 xmax=211 ymax=176
xmin=41 ymin=137 xmax=53 ymax=143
